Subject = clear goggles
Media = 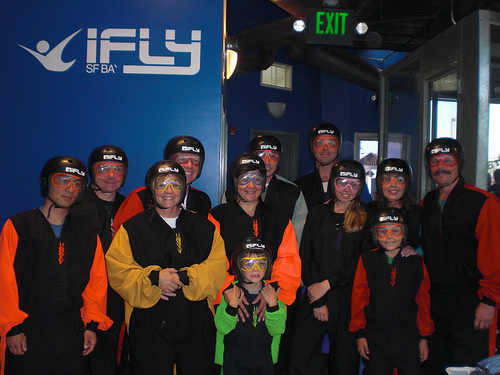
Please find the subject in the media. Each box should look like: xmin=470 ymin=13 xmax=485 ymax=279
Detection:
xmin=375 ymin=224 xmax=405 ymax=238
xmin=334 ymin=177 xmax=362 ymax=191
xmin=429 ymin=154 xmax=458 ymax=167
xmin=240 ymin=256 xmax=268 ymax=272
xmin=380 ymin=174 xmax=407 ymax=186
xmin=313 ymin=136 xmax=338 ymax=150
xmin=255 ymin=150 xmax=280 ymax=162
xmin=51 ymin=173 xmax=84 ymax=192
xmin=173 ymin=153 xmax=201 ymax=166
xmin=152 ymin=176 xmax=183 ymax=192
xmin=236 ymin=172 xmax=264 ymax=186
xmin=94 ymin=162 xmax=126 ymax=177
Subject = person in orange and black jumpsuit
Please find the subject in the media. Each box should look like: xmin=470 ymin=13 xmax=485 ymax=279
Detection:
xmin=105 ymin=161 xmax=226 ymax=375
xmin=112 ymin=135 xmax=211 ymax=235
xmin=350 ymin=208 xmax=434 ymax=375
xmin=0 ymin=156 xmax=112 ymax=375
xmin=70 ymin=145 xmax=129 ymax=375
xmin=208 ymin=153 xmax=301 ymax=310
xmin=420 ymin=138 xmax=500 ymax=374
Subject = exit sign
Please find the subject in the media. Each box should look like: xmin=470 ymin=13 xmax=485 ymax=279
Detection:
xmin=306 ymin=8 xmax=354 ymax=46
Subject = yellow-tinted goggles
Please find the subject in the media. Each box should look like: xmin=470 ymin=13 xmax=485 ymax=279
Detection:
xmin=152 ymin=176 xmax=183 ymax=192
xmin=240 ymin=256 xmax=268 ymax=272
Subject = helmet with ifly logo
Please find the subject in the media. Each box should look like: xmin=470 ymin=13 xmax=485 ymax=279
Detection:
xmin=231 ymin=237 xmax=273 ymax=281
xmin=371 ymin=207 xmax=408 ymax=248
xmin=376 ymin=158 xmax=412 ymax=196
xmin=249 ymin=134 xmax=283 ymax=173
xmin=145 ymin=160 xmax=187 ymax=208
xmin=330 ymin=159 xmax=365 ymax=198
xmin=424 ymin=138 xmax=464 ymax=177
xmin=88 ymin=145 xmax=128 ymax=187
xmin=309 ymin=123 xmax=342 ymax=155
xmin=229 ymin=153 xmax=267 ymax=194
xmin=163 ymin=136 xmax=205 ymax=180
xmin=40 ymin=155 xmax=88 ymax=205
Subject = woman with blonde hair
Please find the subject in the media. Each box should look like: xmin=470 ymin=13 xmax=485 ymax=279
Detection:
xmin=289 ymin=159 xmax=371 ymax=375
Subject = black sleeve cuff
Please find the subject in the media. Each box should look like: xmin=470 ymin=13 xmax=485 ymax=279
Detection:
xmin=355 ymin=329 xmax=365 ymax=339
xmin=85 ymin=321 xmax=99 ymax=333
xmin=481 ymin=296 xmax=496 ymax=307
xmin=7 ymin=324 xmax=23 ymax=337
xmin=312 ymin=297 xmax=326 ymax=309
xmin=178 ymin=270 xmax=189 ymax=286
xmin=267 ymin=304 xmax=279 ymax=313
xmin=225 ymin=305 xmax=238 ymax=316
xmin=148 ymin=271 xmax=159 ymax=286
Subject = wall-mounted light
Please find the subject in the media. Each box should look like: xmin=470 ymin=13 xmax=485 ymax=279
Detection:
xmin=225 ymin=48 xmax=238 ymax=79
xmin=224 ymin=38 xmax=238 ymax=79
xmin=266 ymin=102 xmax=287 ymax=118
xmin=293 ymin=19 xmax=306 ymax=33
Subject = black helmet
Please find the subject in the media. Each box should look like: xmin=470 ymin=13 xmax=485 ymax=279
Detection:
xmin=40 ymin=156 xmax=88 ymax=204
xmin=309 ymin=123 xmax=342 ymax=152
xmin=229 ymin=153 xmax=267 ymax=193
xmin=248 ymin=135 xmax=283 ymax=156
xmin=425 ymin=138 xmax=465 ymax=177
xmin=330 ymin=159 xmax=366 ymax=197
xmin=231 ymin=237 xmax=273 ymax=281
xmin=163 ymin=136 xmax=205 ymax=180
xmin=376 ymin=158 xmax=412 ymax=196
xmin=371 ymin=207 xmax=408 ymax=247
xmin=145 ymin=160 xmax=187 ymax=208
xmin=88 ymin=145 xmax=128 ymax=187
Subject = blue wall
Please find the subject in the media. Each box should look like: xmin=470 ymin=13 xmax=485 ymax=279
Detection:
xmin=0 ymin=0 xmax=224 ymax=224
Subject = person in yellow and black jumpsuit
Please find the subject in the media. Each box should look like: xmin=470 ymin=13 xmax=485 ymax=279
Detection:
xmin=105 ymin=160 xmax=226 ymax=375
xmin=0 ymin=156 xmax=112 ymax=375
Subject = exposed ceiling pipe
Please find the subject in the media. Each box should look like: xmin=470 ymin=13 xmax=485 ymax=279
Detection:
xmin=231 ymin=16 xmax=380 ymax=92
xmin=288 ymin=34 xmax=381 ymax=92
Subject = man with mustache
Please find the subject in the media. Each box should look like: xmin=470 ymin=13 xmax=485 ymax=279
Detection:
xmin=420 ymin=138 xmax=500 ymax=374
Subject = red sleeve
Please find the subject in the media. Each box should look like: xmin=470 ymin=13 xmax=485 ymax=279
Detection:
xmin=475 ymin=195 xmax=500 ymax=304
xmin=80 ymin=236 xmax=113 ymax=331
xmin=112 ymin=187 xmax=147 ymax=235
xmin=0 ymin=220 xmax=29 ymax=337
xmin=416 ymin=260 xmax=434 ymax=337
xmin=349 ymin=257 xmax=369 ymax=332
xmin=268 ymin=220 xmax=301 ymax=306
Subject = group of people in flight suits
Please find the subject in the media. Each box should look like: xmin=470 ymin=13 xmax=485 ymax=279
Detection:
xmin=1 ymin=122 xmax=500 ymax=375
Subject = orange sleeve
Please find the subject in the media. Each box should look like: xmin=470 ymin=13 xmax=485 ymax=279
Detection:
xmin=268 ymin=220 xmax=301 ymax=306
xmin=80 ymin=236 xmax=113 ymax=331
xmin=416 ymin=260 xmax=434 ymax=337
xmin=476 ymin=196 xmax=500 ymax=304
xmin=0 ymin=220 xmax=28 ymax=337
xmin=349 ymin=257 xmax=369 ymax=332
xmin=112 ymin=187 xmax=148 ymax=235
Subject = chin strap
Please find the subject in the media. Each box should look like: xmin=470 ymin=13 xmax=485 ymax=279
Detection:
xmin=45 ymin=196 xmax=62 ymax=219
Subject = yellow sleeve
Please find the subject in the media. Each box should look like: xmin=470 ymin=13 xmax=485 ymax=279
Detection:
xmin=105 ymin=226 xmax=162 ymax=308
xmin=181 ymin=229 xmax=227 ymax=302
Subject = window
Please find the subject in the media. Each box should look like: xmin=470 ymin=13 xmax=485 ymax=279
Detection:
xmin=260 ymin=63 xmax=292 ymax=91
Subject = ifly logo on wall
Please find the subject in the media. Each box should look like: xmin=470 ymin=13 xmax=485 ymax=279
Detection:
xmin=18 ymin=28 xmax=202 ymax=75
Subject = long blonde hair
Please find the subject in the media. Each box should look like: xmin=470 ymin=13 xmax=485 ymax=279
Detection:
xmin=342 ymin=197 xmax=367 ymax=233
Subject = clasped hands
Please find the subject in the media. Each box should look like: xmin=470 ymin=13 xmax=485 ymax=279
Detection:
xmin=159 ymin=267 xmax=184 ymax=300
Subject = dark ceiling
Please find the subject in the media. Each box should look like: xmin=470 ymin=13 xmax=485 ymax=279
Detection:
xmin=269 ymin=0 xmax=500 ymax=52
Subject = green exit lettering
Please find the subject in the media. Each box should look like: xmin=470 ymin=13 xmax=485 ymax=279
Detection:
xmin=315 ymin=11 xmax=348 ymax=35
